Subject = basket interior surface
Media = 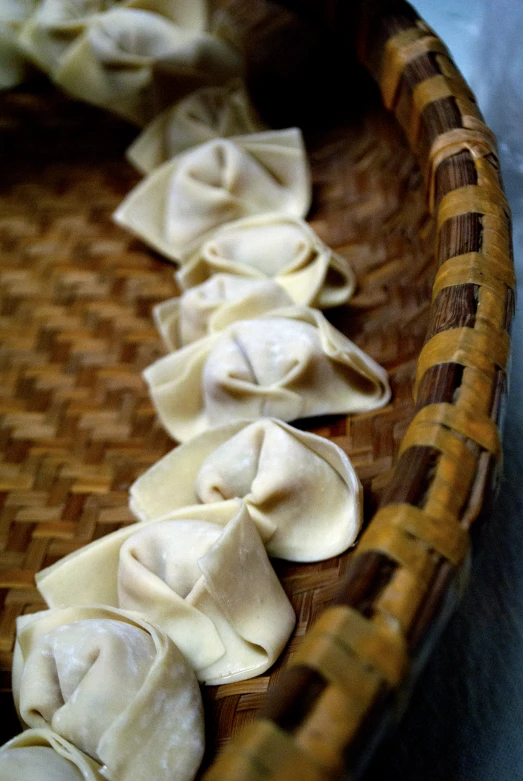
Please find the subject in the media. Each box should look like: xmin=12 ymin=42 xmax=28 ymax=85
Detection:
xmin=0 ymin=2 xmax=437 ymax=767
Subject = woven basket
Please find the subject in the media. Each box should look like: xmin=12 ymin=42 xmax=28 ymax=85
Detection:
xmin=0 ymin=0 xmax=514 ymax=778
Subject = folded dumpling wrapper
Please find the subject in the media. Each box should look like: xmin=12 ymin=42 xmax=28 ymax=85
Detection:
xmin=36 ymin=502 xmax=296 ymax=684
xmin=18 ymin=0 xmax=207 ymax=78
xmin=114 ymin=128 xmax=311 ymax=259
xmin=154 ymin=274 xmax=293 ymax=349
xmin=53 ymin=7 xmax=242 ymax=125
xmin=178 ymin=213 xmax=357 ymax=309
xmin=18 ymin=0 xmax=117 ymax=77
xmin=143 ymin=305 xmax=391 ymax=442
xmin=12 ymin=606 xmax=204 ymax=781
xmin=0 ymin=0 xmax=37 ymax=88
xmin=129 ymin=418 xmax=363 ymax=561
xmin=0 ymin=729 xmax=104 ymax=781
xmin=127 ymin=80 xmax=266 ymax=174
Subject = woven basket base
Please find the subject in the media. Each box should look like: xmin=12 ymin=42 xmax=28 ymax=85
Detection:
xmin=0 ymin=76 xmax=434 ymax=760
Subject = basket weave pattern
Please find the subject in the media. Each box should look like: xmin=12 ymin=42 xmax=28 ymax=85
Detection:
xmin=0 ymin=71 xmax=430 ymax=736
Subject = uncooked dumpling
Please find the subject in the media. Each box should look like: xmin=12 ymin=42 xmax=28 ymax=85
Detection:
xmin=18 ymin=0 xmax=116 ymax=77
xmin=129 ymin=418 xmax=363 ymax=561
xmin=0 ymin=729 xmax=103 ymax=781
xmin=143 ymin=305 xmax=390 ymax=442
xmin=54 ymin=7 xmax=242 ymax=125
xmin=119 ymin=506 xmax=295 ymax=683
xmin=154 ymin=274 xmax=293 ymax=349
xmin=13 ymin=606 xmax=204 ymax=781
xmin=36 ymin=503 xmax=295 ymax=684
xmin=127 ymin=80 xmax=266 ymax=174
xmin=178 ymin=213 xmax=357 ymax=308
xmin=18 ymin=0 xmax=209 ymax=78
xmin=114 ymin=128 xmax=311 ymax=259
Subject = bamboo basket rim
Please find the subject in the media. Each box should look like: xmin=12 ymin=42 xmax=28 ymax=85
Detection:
xmin=202 ymin=1 xmax=515 ymax=779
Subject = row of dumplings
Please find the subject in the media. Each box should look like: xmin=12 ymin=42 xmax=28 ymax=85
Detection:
xmin=1 ymin=12 xmax=392 ymax=780
xmin=115 ymin=102 xmax=390 ymax=439
xmin=2 ymin=418 xmax=365 ymax=781
xmin=0 ymin=6 xmax=247 ymax=777
xmin=1 ymin=0 xmax=241 ymax=125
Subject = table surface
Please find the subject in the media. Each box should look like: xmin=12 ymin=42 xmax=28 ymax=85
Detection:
xmin=366 ymin=1 xmax=523 ymax=779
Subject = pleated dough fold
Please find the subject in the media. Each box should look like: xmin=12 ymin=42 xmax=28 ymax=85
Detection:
xmin=18 ymin=0 xmax=206 ymax=79
xmin=154 ymin=274 xmax=293 ymax=349
xmin=0 ymin=729 xmax=104 ymax=781
xmin=127 ymin=80 xmax=266 ymax=173
xmin=129 ymin=418 xmax=363 ymax=561
xmin=17 ymin=0 xmax=109 ymax=77
xmin=178 ymin=213 xmax=357 ymax=308
xmin=36 ymin=502 xmax=296 ymax=684
xmin=51 ymin=7 xmax=242 ymax=125
xmin=114 ymin=128 xmax=311 ymax=260
xmin=0 ymin=0 xmax=37 ymax=89
xmin=12 ymin=606 xmax=204 ymax=781
xmin=143 ymin=305 xmax=390 ymax=442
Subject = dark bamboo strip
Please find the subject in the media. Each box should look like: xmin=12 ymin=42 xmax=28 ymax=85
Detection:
xmin=401 ymin=53 xmax=441 ymax=90
xmin=395 ymin=55 xmax=446 ymax=139
xmin=260 ymin=666 xmax=327 ymax=730
xmin=379 ymin=446 xmax=439 ymax=508
xmin=426 ymin=286 xmax=477 ymax=339
xmin=333 ymin=551 xmax=397 ymax=612
xmin=416 ymin=363 xmax=464 ymax=408
xmin=419 ymin=96 xmax=463 ymax=154
xmin=434 ymin=151 xmax=478 ymax=207
xmin=438 ymin=214 xmax=483 ymax=262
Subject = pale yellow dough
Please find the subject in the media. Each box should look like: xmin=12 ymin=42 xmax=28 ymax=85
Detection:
xmin=0 ymin=729 xmax=104 ymax=781
xmin=127 ymin=80 xmax=266 ymax=174
xmin=36 ymin=503 xmax=296 ymax=684
xmin=113 ymin=128 xmax=311 ymax=260
xmin=52 ymin=7 xmax=241 ymax=125
xmin=12 ymin=606 xmax=204 ymax=781
xmin=178 ymin=213 xmax=357 ymax=309
xmin=18 ymin=0 xmax=207 ymax=79
xmin=153 ymin=274 xmax=293 ymax=349
xmin=129 ymin=418 xmax=363 ymax=561
xmin=143 ymin=305 xmax=390 ymax=442
xmin=19 ymin=0 xmax=118 ymax=77
xmin=0 ymin=0 xmax=37 ymax=88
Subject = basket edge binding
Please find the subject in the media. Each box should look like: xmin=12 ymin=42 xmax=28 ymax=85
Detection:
xmin=202 ymin=2 xmax=515 ymax=779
